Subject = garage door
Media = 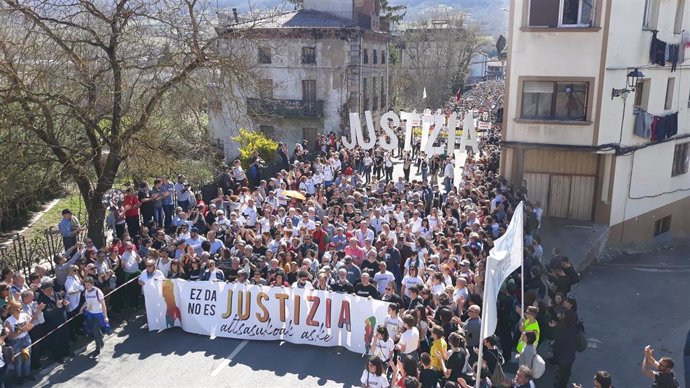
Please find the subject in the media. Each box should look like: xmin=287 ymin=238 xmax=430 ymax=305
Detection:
xmin=524 ymin=172 xmax=550 ymax=211
xmin=523 ymin=173 xmax=595 ymax=221
xmin=549 ymin=175 xmax=571 ymax=218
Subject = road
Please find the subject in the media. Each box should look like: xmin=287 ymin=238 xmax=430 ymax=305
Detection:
xmin=564 ymin=246 xmax=690 ymax=387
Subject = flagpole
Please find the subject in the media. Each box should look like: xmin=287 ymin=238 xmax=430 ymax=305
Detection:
xmin=474 ymin=274 xmax=489 ymax=388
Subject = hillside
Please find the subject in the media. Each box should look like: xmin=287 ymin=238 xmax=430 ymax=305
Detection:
xmin=222 ymin=0 xmax=509 ymax=34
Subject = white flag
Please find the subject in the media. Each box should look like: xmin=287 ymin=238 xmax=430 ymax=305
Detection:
xmin=423 ymin=87 xmax=427 ymax=99
xmin=480 ymin=201 xmax=524 ymax=339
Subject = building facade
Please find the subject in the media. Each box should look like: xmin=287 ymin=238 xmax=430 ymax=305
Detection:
xmin=502 ymin=0 xmax=690 ymax=244
xmin=211 ymin=0 xmax=391 ymax=157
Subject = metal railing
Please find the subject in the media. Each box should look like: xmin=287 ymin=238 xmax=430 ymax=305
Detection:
xmin=246 ymin=98 xmax=324 ymax=118
xmin=0 ymin=228 xmax=64 ymax=276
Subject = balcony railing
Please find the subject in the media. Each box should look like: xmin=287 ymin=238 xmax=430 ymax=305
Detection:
xmin=246 ymin=98 xmax=324 ymax=118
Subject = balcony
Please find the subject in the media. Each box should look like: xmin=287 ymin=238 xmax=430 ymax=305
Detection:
xmin=246 ymin=98 xmax=324 ymax=118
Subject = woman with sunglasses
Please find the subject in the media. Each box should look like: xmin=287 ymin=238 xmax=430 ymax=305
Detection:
xmin=360 ymin=355 xmax=388 ymax=388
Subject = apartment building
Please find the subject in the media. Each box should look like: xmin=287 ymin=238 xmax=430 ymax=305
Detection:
xmin=502 ymin=0 xmax=690 ymax=244
xmin=211 ymin=0 xmax=390 ymax=157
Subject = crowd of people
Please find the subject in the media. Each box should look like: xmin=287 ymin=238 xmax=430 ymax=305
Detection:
xmin=0 ymin=81 xmax=680 ymax=388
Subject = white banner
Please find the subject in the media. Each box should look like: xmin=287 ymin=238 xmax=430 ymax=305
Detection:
xmin=144 ymin=279 xmax=390 ymax=353
xmin=480 ymin=201 xmax=524 ymax=338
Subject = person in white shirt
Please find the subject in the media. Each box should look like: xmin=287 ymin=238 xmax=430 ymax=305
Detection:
xmin=370 ymin=326 xmax=395 ymax=368
xmin=138 ymin=259 xmax=165 ymax=286
xmin=397 ymin=314 xmax=420 ymax=360
xmin=360 ymin=355 xmax=389 ymax=388
xmin=292 ymin=271 xmax=313 ymax=289
xmin=155 ymin=251 xmax=172 ymax=278
xmin=64 ymin=265 xmax=83 ymax=316
xmin=355 ymin=221 xmax=375 ymax=247
xmin=373 ymin=262 xmax=396 ymax=295
xmin=79 ymin=277 xmax=109 ymax=357
xmin=4 ymin=300 xmax=34 ymax=380
xmin=241 ymin=199 xmax=258 ymax=228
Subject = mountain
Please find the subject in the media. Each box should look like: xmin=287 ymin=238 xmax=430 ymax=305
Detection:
xmin=219 ymin=0 xmax=509 ymax=34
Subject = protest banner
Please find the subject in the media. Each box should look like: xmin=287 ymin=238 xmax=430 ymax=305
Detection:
xmin=143 ymin=279 xmax=391 ymax=354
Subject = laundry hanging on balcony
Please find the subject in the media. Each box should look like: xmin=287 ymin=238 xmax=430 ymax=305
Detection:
xmin=649 ymin=31 xmax=681 ymax=72
xmin=651 ymin=112 xmax=678 ymax=142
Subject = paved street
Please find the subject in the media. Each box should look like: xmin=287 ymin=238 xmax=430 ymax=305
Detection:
xmin=35 ymin=246 xmax=690 ymax=388
xmin=564 ymin=246 xmax=690 ymax=387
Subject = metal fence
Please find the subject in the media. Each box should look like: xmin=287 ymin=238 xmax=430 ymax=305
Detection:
xmin=0 ymin=228 xmax=63 ymax=276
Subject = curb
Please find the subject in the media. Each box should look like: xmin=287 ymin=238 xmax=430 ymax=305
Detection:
xmin=575 ymin=227 xmax=610 ymax=274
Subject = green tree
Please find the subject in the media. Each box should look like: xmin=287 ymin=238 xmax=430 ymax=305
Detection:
xmin=0 ymin=0 xmax=253 ymax=246
xmin=380 ymin=0 xmax=407 ymax=31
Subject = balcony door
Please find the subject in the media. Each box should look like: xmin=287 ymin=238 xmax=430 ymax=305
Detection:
xmin=302 ymin=80 xmax=316 ymax=101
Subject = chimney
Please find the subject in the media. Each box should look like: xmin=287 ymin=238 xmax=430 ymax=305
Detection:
xmin=232 ymin=8 xmax=239 ymax=23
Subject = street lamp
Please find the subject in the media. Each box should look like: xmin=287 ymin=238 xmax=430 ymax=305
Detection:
xmin=612 ymin=68 xmax=645 ymax=99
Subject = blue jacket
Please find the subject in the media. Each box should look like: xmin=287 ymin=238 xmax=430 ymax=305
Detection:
xmin=200 ymin=270 xmax=225 ymax=282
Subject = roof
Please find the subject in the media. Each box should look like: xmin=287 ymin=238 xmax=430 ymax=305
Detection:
xmin=229 ymin=9 xmax=356 ymax=30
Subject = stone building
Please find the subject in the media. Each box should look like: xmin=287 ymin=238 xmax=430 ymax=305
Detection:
xmin=211 ymin=0 xmax=391 ymax=158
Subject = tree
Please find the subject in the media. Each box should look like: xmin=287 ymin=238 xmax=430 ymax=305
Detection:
xmin=391 ymin=9 xmax=489 ymax=110
xmin=0 ymin=0 xmax=253 ymax=246
xmin=380 ymin=0 xmax=406 ymax=31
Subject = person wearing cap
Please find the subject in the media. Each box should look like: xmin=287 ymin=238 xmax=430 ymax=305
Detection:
xmin=36 ymin=279 xmax=71 ymax=364
xmin=463 ymin=305 xmax=482 ymax=363
xmin=58 ymin=209 xmax=83 ymax=251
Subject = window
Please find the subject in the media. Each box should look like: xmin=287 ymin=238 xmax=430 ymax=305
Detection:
xmin=520 ymin=81 xmax=588 ymax=121
xmin=373 ymin=49 xmax=378 ymax=64
xmin=528 ymin=0 xmax=594 ymax=28
xmin=302 ymin=128 xmax=318 ymax=147
xmin=258 ymin=79 xmax=273 ymax=99
xmin=381 ymin=50 xmax=386 ymax=64
xmin=653 ymin=215 xmax=672 ymax=237
xmin=675 ymin=0 xmax=686 ymax=34
xmin=373 ymin=78 xmax=378 ymax=110
xmin=301 ymin=47 xmax=316 ymax=64
xmin=380 ymin=76 xmax=385 ymax=108
xmin=672 ymin=143 xmax=689 ymax=176
xmin=665 ymin=78 xmax=675 ymax=110
xmin=634 ymin=79 xmax=651 ymax=110
xmin=302 ymin=80 xmax=316 ymax=101
xmin=643 ymin=0 xmax=660 ymax=29
xmin=363 ymin=49 xmax=369 ymax=64
xmin=258 ymin=47 xmax=271 ymax=64
xmin=560 ymin=0 xmax=593 ymax=26
xmin=260 ymin=125 xmax=275 ymax=138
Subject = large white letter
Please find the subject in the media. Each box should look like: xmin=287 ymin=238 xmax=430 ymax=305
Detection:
xmin=379 ymin=111 xmax=400 ymax=152
xmin=445 ymin=112 xmax=458 ymax=156
xmin=360 ymin=111 xmax=377 ymax=150
xmin=399 ymin=111 xmax=419 ymax=152
xmin=459 ymin=112 xmax=479 ymax=153
xmin=342 ymin=112 xmax=361 ymax=150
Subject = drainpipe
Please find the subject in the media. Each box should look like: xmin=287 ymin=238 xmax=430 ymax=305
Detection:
xmin=359 ymin=34 xmax=363 ymax=114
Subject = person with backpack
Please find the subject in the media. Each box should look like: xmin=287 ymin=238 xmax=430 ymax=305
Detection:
xmin=518 ymin=332 xmax=545 ymax=379
xmin=80 ymin=277 xmax=110 ymax=358
xmin=549 ymin=296 xmax=579 ymax=388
